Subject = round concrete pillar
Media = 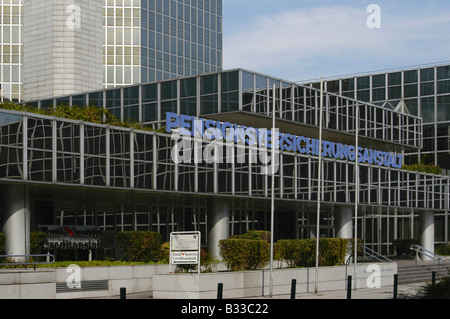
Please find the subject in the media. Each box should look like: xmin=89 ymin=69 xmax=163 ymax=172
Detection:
xmin=335 ymin=205 xmax=353 ymax=239
xmin=419 ymin=211 xmax=435 ymax=261
xmin=1 ymin=184 xmax=31 ymax=262
xmin=207 ymin=197 xmax=229 ymax=260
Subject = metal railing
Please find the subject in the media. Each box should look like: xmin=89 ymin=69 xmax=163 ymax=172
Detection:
xmin=410 ymin=245 xmax=446 ymax=264
xmin=362 ymin=246 xmax=395 ymax=263
xmin=345 ymin=245 xmax=394 ymax=264
xmin=0 ymin=254 xmax=55 ymax=267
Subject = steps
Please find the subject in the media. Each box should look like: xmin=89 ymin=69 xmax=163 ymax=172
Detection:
xmin=397 ymin=259 xmax=450 ymax=284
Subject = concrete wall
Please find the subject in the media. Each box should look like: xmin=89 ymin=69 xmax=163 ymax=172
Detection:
xmin=153 ymin=263 xmax=397 ymax=299
xmin=0 ymin=269 xmax=56 ymax=299
xmin=23 ymin=0 xmax=103 ymax=101
xmin=0 ymin=263 xmax=396 ymax=299
xmin=55 ymin=264 xmax=170 ymax=299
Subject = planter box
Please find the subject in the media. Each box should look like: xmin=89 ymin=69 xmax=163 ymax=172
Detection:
xmin=0 ymin=262 xmax=397 ymax=299
xmin=0 ymin=269 xmax=56 ymax=299
xmin=153 ymin=263 xmax=397 ymax=299
xmin=55 ymin=264 xmax=170 ymax=299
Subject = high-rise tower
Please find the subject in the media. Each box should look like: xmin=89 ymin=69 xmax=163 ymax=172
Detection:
xmin=0 ymin=0 xmax=223 ymax=101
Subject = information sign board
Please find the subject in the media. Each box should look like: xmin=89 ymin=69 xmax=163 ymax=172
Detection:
xmin=171 ymin=233 xmax=200 ymax=251
xmin=171 ymin=251 xmax=199 ymax=264
xmin=169 ymin=231 xmax=201 ymax=274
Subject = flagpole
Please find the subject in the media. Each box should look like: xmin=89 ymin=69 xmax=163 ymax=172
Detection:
xmin=354 ymin=103 xmax=359 ymax=289
xmin=269 ymin=83 xmax=276 ymax=298
xmin=315 ymin=78 xmax=324 ymax=294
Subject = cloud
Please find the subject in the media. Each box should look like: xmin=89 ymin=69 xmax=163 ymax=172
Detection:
xmin=223 ymin=5 xmax=450 ymax=80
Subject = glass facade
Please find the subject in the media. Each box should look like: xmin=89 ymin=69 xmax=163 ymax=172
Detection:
xmin=1 ymin=0 xmax=223 ymax=101
xmin=0 ymin=0 xmax=22 ymax=102
xmin=104 ymin=0 xmax=223 ymax=88
xmin=306 ymin=63 xmax=450 ymax=175
xmin=104 ymin=0 xmax=142 ymax=87
xmin=32 ymin=69 xmax=422 ymax=151
xmin=0 ymin=99 xmax=448 ymax=252
xmin=16 ymin=68 xmax=450 ymax=253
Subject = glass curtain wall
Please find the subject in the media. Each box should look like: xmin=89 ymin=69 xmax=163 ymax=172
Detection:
xmin=140 ymin=0 xmax=223 ymax=83
xmin=106 ymin=0 xmax=224 ymax=86
xmin=0 ymin=0 xmax=22 ymax=102
xmin=104 ymin=0 xmax=141 ymax=88
xmin=307 ymin=64 xmax=450 ymax=175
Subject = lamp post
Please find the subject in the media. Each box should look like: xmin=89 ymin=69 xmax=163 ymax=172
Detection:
xmin=269 ymin=83 xmax=276 ymax=298
xmin=314 ymin=78 xmax=324 ymax=294
xmin=354 ymin=103 xmax=360 ymax=289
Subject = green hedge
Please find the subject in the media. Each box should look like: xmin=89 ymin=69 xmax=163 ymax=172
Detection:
xmin=231 ymin=230 xmax=271 ymax=242
xmin=219 ymin=238 xmax=270 ymax=271
xmin=30 ymin=232 xmax=47 ymax=255
xmin=436 ymin=243 xmax=450 ymax=256
xmin=0 ymin=232 xmax=5 ymax=254
xmin=275 ymin=238 xmax=356 ymax=267
xmin=116 ymin=231 xmax=163 ymax=263
xmin=0 ymin=232 xmax=46 ymax=255
xmin=392 ymin=239 xmax=418 ymax=257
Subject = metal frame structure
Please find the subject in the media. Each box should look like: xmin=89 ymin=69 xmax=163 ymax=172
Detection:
xmin=3 ymin=68 xmax=449 ymax=256
xmin=303 ymin=62 xmax=450 ymax=175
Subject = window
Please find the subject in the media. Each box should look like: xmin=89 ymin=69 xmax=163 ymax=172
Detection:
xmin=420 ymin=68 xmax=435 ymax=82
xmin=421 ymin=97 xmax=435 ymax=123
xmin=437 ymin=66 xmax=450 ymax=80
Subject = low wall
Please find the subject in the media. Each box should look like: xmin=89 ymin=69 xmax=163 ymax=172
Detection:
xmin=153 ymin=263 xmax=397 ymax=299
xmin=0 ymin=269 xmax=56 ymax=299
xmin=55 ymin=264 xmax=170 ymax=299
xmin=0 ymin=262 xmax=396 ymax=299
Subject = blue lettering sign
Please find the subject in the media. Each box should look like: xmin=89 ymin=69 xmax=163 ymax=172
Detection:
xmin=165 ymin=113 xmax=404 ymax=168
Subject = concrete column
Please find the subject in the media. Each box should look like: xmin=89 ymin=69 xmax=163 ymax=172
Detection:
xmin=335 ymin=205 xmax=354 ymax=263
xmin=419 ymin=211 xmax=435 ymax=261
xmin=1 ymin=184 xmax=31 ymax=262
xmin=335 ymin=205 xmax=353 ymax=239
xmin=207 ymin=197 xmax=229 ymax=260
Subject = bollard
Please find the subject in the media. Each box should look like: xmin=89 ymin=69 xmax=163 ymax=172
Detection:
xmin=290 ymin=279 xmax=297 ymax=300
xmin=347 ymin=276 xmax=352 ymax=300
xmin=432 ymin=271 xmax=436 ymax=286
xmin=393 ymin=274 xmax=398 ymax=299
xmin=120 ymin=287 xmax=126 ymax=299
xmin=217 ymin=283 xmax=223 ymax=300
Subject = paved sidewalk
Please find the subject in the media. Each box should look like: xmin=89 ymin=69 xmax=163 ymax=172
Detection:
xmin=106 ymin=282 xmax=424 ymax=299
xmin=284 ymin=283 xmax=423 ymax=299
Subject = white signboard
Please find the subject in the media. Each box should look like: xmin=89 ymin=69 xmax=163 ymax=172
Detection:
xmin=171 ymin=251 xmax=199 ymax=264
xmin=169 ymin=231 xmax=201 ymax=274
xmin=171 ymin=234 xmax=200 ymax=251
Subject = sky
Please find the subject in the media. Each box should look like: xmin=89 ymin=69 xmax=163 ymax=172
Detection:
xmin=222 ymin=0 xmax=450 ymax=82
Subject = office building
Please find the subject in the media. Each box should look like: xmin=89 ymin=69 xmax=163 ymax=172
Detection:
xmin=0 ymin=0 xmax=22 ymax=102
xmin=2 ymin=68 xmax=448 ymax=262
xmin=305 ymin=63 xmax=450 ymax=176
xmin=0 ymin=0 xmax=223 ymax=101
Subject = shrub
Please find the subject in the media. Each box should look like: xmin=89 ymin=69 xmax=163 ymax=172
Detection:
xmin=30 ymin=232 xmax=47 ymax=255
xmin=219 ymin=238 xmax=270 ymax=271
xmin=275 ymin=238 xmax=355 ymax=268
xmin=116 ymin=231 xmax=163 ymax=263
xmin=231 ymin=230 xmax=271 ymax=242
xmin=274 ymin=239 xmax=303 ymax=268
xmin=392 ymin=239 xmax=418 ymax=257
xmin=435 ymin=243 xmax=450 ymax=256
xmin=0 ymin=102 xmax=152 ymax=132
xmin=159 ymin=241 xmax=171 ymax=263
xmin=175 ymin=248 xmax=216 ymax=273
xmin=418 ymin=275 xmax=450 ymax=299
xmin=0 ymin=232 xmax=5 ymax=254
